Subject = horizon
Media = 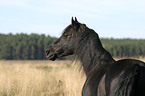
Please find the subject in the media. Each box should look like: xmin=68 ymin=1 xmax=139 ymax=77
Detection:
xmin=1 ymin=32 xmax=145 ymax=40
xmin=0 ymin=0 xmax=145 ymax=39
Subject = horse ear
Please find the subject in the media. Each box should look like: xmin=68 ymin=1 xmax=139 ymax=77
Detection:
xmin=75 ymin=17 xmax=78 ymax=23
xmin=71 ymin=17 xmax=75 ymax=26
xmin=71 ymin=17 xmax=80 ymax=31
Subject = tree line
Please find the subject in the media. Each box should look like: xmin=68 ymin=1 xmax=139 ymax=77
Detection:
xmin=0 ymin=33 xmax=145 ymax=60
xmin=0 ymin=33 xmax=56 ymax=60
xmin=101 ymin=38 xmax=145 ymax=58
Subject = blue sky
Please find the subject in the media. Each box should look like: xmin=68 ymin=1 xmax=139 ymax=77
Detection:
xmin=0 ymin=0 xmax=145 ymax=39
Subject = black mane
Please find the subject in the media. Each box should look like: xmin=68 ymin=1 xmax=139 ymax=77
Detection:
xmin=75 ymin=26 xmax=115 ymax=75
xmin=73 ymin=25 xmax=115 ymax=96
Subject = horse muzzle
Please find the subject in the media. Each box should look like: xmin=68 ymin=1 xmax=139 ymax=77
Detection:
xmin=45 ymin=49 xmax=57 ymax=61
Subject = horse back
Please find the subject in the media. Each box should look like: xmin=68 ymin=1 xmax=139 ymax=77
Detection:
xmin=106 ymin=59 xmax=145 ymax=96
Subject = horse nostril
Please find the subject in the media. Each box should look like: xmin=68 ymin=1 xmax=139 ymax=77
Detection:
xmin=45 ymin=50 xmax=50 ymax=55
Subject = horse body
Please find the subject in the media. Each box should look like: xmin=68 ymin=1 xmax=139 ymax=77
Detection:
xmin=106 ymin=59 xmax=145 ymax=96
xmin=45 ymin=17 xmax=145 ymax=96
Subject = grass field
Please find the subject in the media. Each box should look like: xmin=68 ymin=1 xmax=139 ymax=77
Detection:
xmin=0 ymin=60 xmax=86 ymax=96
xmin=0 ymin=58 xmax=144 ymax=96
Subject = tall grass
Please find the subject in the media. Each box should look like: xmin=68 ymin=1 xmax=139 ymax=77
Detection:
xmin=0 ymin=60 xmax=86 ymax=96
xmin=0 ymin=58 xmax=144 ymax=96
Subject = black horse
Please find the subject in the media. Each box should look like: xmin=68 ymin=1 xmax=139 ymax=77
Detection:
xmin=45 ymin=17 xmax=145 ymax=96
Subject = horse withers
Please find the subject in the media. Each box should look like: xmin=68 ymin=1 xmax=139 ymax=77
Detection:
xmin=45 ymin=17 xmax=145 ymax=96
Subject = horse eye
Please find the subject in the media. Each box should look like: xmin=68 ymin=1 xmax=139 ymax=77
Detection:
xmin=64 ymin=34 xmax=68 ymax=37
xmin=63 ymin=35 xmax=68 ymax=39
xmin=63 ymin=34 xmax=72 ymax=39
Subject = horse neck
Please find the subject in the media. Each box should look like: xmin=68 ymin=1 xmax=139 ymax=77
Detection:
xmin=75 ymin=31 xmax=115 ymax=75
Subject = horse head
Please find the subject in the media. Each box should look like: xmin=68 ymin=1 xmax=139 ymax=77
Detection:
xmin=45 ymin=17 xmax=86 ymax=60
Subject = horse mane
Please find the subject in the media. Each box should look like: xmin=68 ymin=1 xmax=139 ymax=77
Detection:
xmin=74 ymin=26 xmax=115 ymax=75
xmin=72 ymin=26 xmax=115 ymax=96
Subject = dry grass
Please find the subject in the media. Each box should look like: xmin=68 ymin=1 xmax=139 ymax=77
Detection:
xmin=0 ymin=58 xmax=144 ymax=96
xmin=0 ymin=60 xmax=86 ymax=96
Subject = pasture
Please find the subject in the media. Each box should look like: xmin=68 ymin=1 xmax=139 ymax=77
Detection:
xmin=0 ymin=60 xmax=85 ymax=96
xmin=0 ymin=58 xmax=144 ymax=96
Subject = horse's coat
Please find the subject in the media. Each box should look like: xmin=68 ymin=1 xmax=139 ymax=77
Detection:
xmin=45 ymin=17 xmax=145 ymax=96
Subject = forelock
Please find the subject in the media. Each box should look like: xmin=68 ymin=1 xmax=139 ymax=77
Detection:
xmin=62 ymin=25 xmax=72 ymax=35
